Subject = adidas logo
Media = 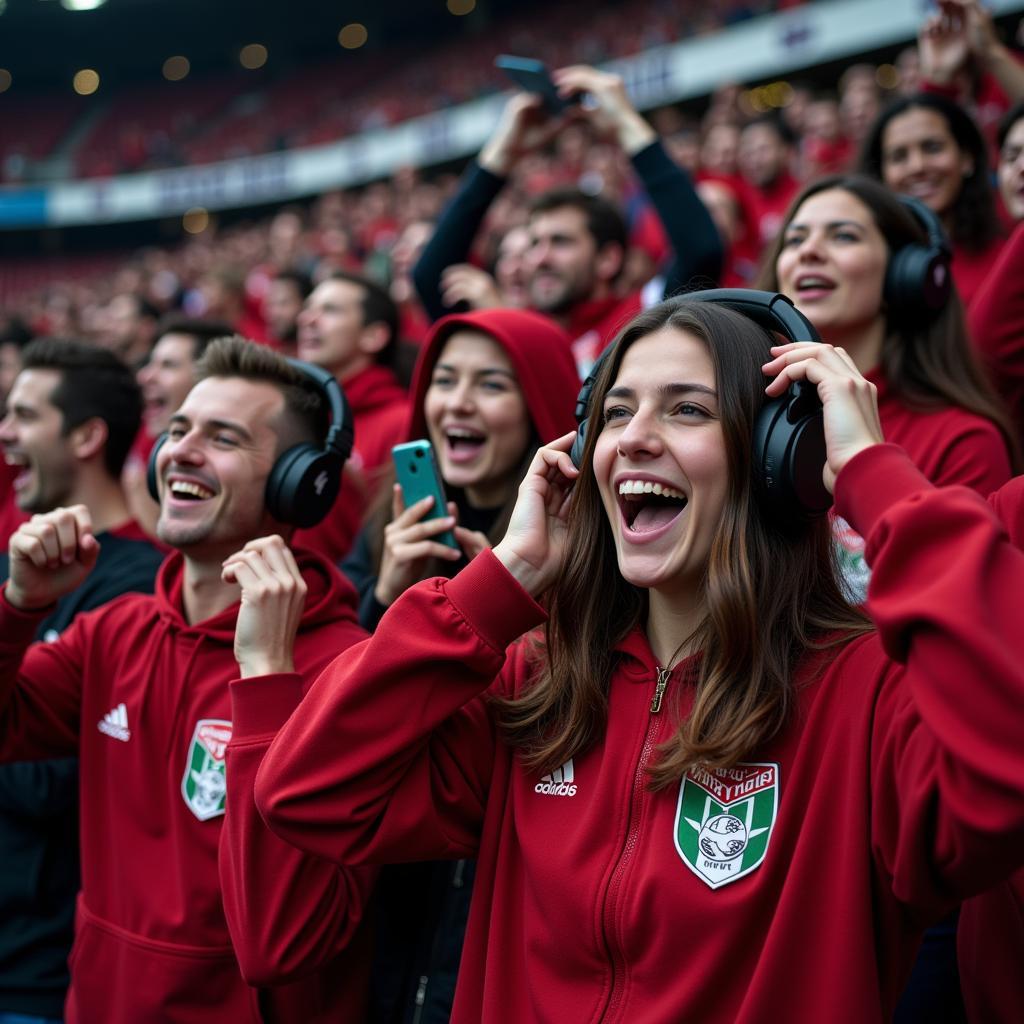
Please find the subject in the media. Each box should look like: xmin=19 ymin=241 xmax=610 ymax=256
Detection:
xmin=534 ymin=759 xmax=577 ymax=797
xmin=97 ymin=702 xmax=131 ymax=742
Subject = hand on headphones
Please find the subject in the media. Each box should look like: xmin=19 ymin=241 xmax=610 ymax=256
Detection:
xmin=493 ymin=431 xmax=578 ymax=599
xmin=223 ymin=536 xmax=308 ymax=679
xmin=5 ymin=505 xmax=99 ymax=612
xmin=374 ymin=486 xmax=463 ymax=608
xmin=762 ymin=343 xmax=884 ymax=494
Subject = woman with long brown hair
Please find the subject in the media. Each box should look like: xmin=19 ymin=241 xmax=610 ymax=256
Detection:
xmin=255 ymin=295 xmax=1024 ymax=1023
xmin=757 ymin=173 xmax=1016 ymax=598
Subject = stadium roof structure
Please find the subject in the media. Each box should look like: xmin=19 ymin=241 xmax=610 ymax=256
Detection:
xmin=0 ymin=0 xmax=531 ymax=92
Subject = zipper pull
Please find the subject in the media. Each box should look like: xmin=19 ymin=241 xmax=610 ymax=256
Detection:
xmin=650 ymin=667 xmax=670 ymax=714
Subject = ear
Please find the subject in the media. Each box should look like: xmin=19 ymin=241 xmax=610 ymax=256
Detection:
xmin=357 ymin=321 xmax=390 ymax=358
xmin=69 ymin=417 xmax=109 ymax=463
xmin=594 ymin=242 xmax=625 ymax=285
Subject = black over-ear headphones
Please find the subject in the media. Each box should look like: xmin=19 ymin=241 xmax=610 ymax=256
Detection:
xmin=147 ymin=358 xmax=354 ymax=529
xmin=884 ymin=194 xmax=952 ymax=317
xmin=570 ymin=289 xmax=832 ymax=521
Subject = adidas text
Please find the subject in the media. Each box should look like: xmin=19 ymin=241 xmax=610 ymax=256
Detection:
xmin=534 ymin=781 xmax=577 ymax=796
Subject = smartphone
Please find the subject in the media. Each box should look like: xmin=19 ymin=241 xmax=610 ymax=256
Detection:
xmin=494 ymin=54 xmax=570 ymax=115
xmin=392 ymin=440 xmax=459 ymax=551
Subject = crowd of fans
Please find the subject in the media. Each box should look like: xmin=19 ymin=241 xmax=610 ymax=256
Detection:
xmin=1 ymin=0 xmax=1024 ymax=1021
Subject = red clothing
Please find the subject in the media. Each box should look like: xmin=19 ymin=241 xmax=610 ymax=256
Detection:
xmin=740 ymin=172 xmax=801 ymax=252
xmin=565 ymin=293 xmax=643 ymax=375
xmin=294 ymin=363 xmax=409 ymax=563
xmin=0 ymin=550 xmax=374 ymax=1023
xmin=257 ymin=445 xmax=1024 ymax=1024
xmin=0 ymin=461 xmax=26 ymax=551
xmin=968 ymin=221 xmax=1024 ymax=436
xmin=405 ymin=309 xmax=578 ymax=446
xmin=958 ymin=478 xmax=1024 ymax=1024
xmin=832 ymin=368 xmax=1011 ymax=594
xmin=951 ymin=235 xmax=1006 ymax=309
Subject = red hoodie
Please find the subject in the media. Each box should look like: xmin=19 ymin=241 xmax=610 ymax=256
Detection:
xmin=0 ymin=549 xmax=374 ymax=1023
xmin=404 ymin=309 xmax=580 ymax=446
xmin=256 ymin=444 xmax=1024 ymax=1023
xmin=293 ymin=363 xmax=409 ymax=564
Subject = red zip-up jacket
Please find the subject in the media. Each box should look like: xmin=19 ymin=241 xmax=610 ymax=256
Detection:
xmin=257 ymin=445 xmax=1024 ymax=1024
xmin=0 ymin=549 xmax=374 ymax=1023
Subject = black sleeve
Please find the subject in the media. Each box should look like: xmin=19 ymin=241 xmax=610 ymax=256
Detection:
xmin=630 ymin=140 xmax=723 ymax=297
xmin=411 ymin=161 xmax=507 ymax=323
xmin=0 ymin=758 xmax=78 ymax=819
xmin=339 ymin=528 xmax=390 ymax=632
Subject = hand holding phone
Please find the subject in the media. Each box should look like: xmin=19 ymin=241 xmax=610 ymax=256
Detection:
xmin=375 ymin=442 xmax=462 ymax=607
xmin=495 ymin=55 xmax=574 ymax=115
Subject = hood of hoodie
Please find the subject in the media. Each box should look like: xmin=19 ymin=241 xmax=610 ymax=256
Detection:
xmin=405 ymin=308 xmax=581 ymax=446
xmin=154 ymin=547 xmax=361 ymax=643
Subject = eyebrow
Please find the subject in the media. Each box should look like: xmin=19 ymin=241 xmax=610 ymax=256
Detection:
xmin=168 ymin=414 xmax=254 ymax=442
xmin=605 ymin=382 xmax=718 ymax=401
xmin=433 ymin=363 xmax=517 ymax=381
xmin=784 ymin=219 xmax=865 ymax=233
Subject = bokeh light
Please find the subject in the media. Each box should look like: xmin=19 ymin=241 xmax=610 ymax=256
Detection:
xmin=875 ymin=64 xmax=900 ymax=90
xmin=239 ymin=44 xmax=268 ymax=70
xmin=183 ymin=208 xmax=210 ymax=234
xmin=163 ymin=56 xmax=190 ymax=82
xmin=0 ymin=70 xmax=11 ymax=94
xmin=338 ymin=23 xmax=368 ymax=49
xmin=447 ymin=0 xmax=476 ymax=14
xmin=73 ymin=69 xmax=100 ymax=95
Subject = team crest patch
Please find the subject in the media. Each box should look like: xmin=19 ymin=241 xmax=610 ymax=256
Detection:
xmin=181 ymin=719 xmax=232 ymax=821
xmin=674 ymin=762 xmax=779 ymax=889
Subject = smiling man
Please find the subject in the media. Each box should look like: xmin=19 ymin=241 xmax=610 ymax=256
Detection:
xmin=0 ymin=336 xmax=374 ymax=1023
xmin=0 ymin=338 xmax=163 ymax=1024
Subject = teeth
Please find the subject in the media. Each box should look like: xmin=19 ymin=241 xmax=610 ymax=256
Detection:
xmin=447 ymin=429 xmax=483 ymax=440
xmin=170 ymin=481 xmax=214 ymax=500
xmin=798 ymin=277 xmax=831 ymax=288
xmin=618 ymin=480 xmax=684 ymax=500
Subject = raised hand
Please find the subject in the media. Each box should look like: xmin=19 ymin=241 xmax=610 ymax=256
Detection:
xmin=440 ymin=264 xmax=503 ymax=310
xmin=918 ymin=1 xmax=971 ymax=85
xmin=479 ymin=92 xmax=566 ymax=177
xmin=553 ymin=65 xmax=656 ymax=155
xmin=374 ymin=485 xmax=461 ymax=607
xmin=492 ymin=431 xmax=578 ymax=598
xmin=762 ymin=343 xmax=884 ymax=494
xmin=6 ymin=506 xmax=99 ymax=611
xmin=222 ymin=535 xmax=308 ymax=679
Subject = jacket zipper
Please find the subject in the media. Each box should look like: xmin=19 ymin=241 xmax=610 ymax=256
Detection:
xmin=650 ymin=666 xmax=670 ymax=713
xmin=597 ymin=667 xmax=671 ymax=1022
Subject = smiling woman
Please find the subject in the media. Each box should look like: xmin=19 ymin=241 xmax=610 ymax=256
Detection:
xmin=758 ymin=174 xmax=1017 ymax=598
xmin=860 ymin=93 xmax=1006 ymax=306
xmin=256 ymin=293 xmax=1024 ymax=1023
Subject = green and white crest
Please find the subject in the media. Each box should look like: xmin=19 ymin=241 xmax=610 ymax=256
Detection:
xmin=181 ymin=719 xmax=232 ymax=821
xmin=674 ymin=761 xmax=779 ymax=889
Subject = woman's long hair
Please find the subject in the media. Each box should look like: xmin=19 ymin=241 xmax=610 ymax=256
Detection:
xmin=859 ymin=93 xmax=1002 ymax=252
xmin=756 ymin=174 xmax=1020 ymax=469
xmin=497 ymin=300 xmax=870 ymax=789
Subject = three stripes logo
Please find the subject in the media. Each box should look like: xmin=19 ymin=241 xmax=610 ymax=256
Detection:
xmin=534 ymin=758 xmax=577 ymax=797
xmin=97 ymin=702 xmax=131 ymax=742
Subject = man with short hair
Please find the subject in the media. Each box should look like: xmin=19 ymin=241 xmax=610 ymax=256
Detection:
xmin=413 ymin=64 xmax=722 ymax=373
xmin=98 ymin=293 xmax=160 ymax=368
xmin=736 ymin=115 xmax=801 ymax=251
xmin=0 ymin=336 xmax=374 ymax=1022
xmin=0 ymin=316 xmax=33 ymax=551
xmin=295 ymin=271 xmax=407 ymax=558
xmin=265 ymin=270 xmax=312 ymax=351
xmin=0 ymin=338 xmax=163 ymax=1024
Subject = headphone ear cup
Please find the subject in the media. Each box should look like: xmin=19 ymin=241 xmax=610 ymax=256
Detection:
xmin=753 ymin=386 xmax=830 ymax=521
xmin=883 ymin=245 xmax=917 ymax=313
xmin=265 ymin=444 xmax=342 ymax=529
xmin=147 ymin=434 xmax=168 ymax=503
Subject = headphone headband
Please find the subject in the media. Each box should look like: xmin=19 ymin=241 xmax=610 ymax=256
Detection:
xmin=285 ymin=357 xmax=354 ymax=460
